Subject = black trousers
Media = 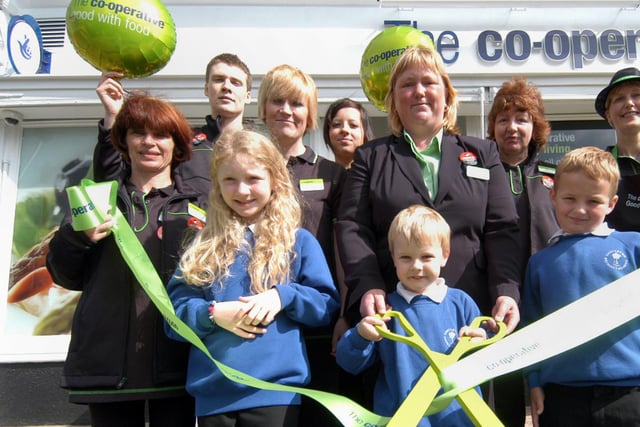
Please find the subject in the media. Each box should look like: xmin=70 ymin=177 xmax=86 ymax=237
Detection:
xmin=88 ymin=395 xmax=194 ymax=427
xmin=197 ymin=405 xmax=299 ymax=427
xmin=492 ymin=371 xmax=527 ymax=427
xmin=540 ymin=383 xmax=640 ymax=427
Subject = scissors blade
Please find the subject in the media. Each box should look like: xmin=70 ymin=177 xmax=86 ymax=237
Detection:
xmin=455 ymin=388 xmax=505 ymax=427
xmin=387 ymin=367 xmax=441 ymax=427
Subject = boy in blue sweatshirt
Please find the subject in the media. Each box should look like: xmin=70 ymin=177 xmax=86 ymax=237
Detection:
xmin=522 ymin=146 xmax=640 ymax=426
xmin=336 ymin=205 xmax=486 ymax=426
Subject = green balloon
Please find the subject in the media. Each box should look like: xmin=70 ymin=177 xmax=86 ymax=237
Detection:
xmin=360 ymin=26 xmax=435 ymax=112
xmin=66 ymin=0 xmax=176 ymax=78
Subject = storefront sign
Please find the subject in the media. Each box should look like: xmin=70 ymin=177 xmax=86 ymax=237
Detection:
xmin=385 ymin=20 xmax=640 ymax=69
xmin=6 ymin=15 xmax=49 ymax=74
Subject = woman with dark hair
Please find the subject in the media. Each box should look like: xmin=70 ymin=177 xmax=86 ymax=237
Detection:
xmin=322 ymin=98 xmax=374 ymax=169
xmin=487 ymin=77 xmax=559 ymax=277
xmin=46 ymin=93 xmax=206 ymax=427
xmin=487 ymin=77 xmax=559 ymax=427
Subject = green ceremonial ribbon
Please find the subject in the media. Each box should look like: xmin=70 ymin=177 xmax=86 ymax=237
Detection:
xmin=67 ymin=179 xmax=640 ymax=426
xmin=66 ymin=179 xmax=389 ymax=427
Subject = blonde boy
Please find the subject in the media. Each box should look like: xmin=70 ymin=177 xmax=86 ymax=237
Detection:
xmin=523 ymin=147 xmax=640 ymax=426
xmin=337 ymin=205 xmax=485 ymax=427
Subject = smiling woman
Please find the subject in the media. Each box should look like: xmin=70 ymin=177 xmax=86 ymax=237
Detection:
xmin=322 ymin=98 xmax=374 ymax=169
xmin=486 ymin=77 xmax=559 ymax=427
xmin=258 ymin=64 xmax=346 ymax=427
xmin=336 ymin=45 xmax=523 ymax=426
xmin=595 ymin=67 xmax=640 ymax=232
xmin=45 ymin=92 xmax=207 ymax=426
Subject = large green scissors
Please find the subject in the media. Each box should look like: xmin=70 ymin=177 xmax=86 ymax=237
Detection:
xmin=374 ymin=311 xmax=507 ymax=427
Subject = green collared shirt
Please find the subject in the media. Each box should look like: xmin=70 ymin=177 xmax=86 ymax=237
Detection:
xmin=404 ymin=128 xmax=444 ymax=199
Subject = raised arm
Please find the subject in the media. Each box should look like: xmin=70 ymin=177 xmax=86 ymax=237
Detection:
xmin=93 ymin=72 xmax=127 ymax=181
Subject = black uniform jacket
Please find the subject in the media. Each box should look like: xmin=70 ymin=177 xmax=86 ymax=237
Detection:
xmin=46 ymin=174 xmax=206 ymax=391
xmin=336 ymin=132 xmax=521 ymax=316
xmin=606 ymin=145 xmax=640 ymax=232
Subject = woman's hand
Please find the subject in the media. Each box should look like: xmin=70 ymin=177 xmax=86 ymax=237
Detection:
xmin=360 ymin=288 xmax=388 ymax=317
xmin=492 ymin=295 xmax=520 ymax=333
xmin=530 ymin=386 xmax=544 ymax=427
xmin=83 ymin=215 xmax=114 ymax=243
xmin=96 ymin=71 xmax=125 ymax=129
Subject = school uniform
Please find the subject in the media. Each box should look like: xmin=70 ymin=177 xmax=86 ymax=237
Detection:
xmin=336 ymin=132 xmax=521 ymax=317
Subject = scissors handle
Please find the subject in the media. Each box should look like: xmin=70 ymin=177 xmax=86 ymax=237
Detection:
xmin=449 ymin=315 xmax=508 ymax=360
xmin=374 ymin=311 xmax=507 ymax=372
xmin=374 ymin=311 xmax=431 ymax=359
xmin=379 ymin=311 xmax=507 ymax=427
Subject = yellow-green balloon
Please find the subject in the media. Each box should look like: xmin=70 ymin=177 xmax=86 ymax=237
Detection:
xmin=360 ymin=26 xmax=435 ymax=111
xmin=66 ymin=0 xmax=176 ymax=78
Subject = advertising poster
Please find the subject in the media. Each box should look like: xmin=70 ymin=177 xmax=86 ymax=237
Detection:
xmin=539 ymin=129 xmax=616 ymax=165
xmin=6 ymin=127 xmax=95 ymax=337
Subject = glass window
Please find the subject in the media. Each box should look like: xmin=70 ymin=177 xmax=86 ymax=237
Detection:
xmin=540 ymin=121 xmax=616 ymax=165
xmin=7 ymin=127 xmax=95 ymax=337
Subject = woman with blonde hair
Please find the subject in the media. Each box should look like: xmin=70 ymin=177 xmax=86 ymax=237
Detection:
xmin=167 ymin=129 xmax=339 ymax=427
xmin=337 ymin=44 xmax=521 ymax=338
xmin=259 ymin=64 xmax=346 ymax=426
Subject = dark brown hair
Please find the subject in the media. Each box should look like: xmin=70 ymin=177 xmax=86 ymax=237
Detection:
xmin=322 ymin=98 xmax=374 ymax=150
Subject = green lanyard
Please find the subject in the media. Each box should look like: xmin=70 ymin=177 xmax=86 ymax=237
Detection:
xmin=612 ymin=145 xmax=640 ymax=175
xmin=508 ymin=166 xmax=524 ymax=195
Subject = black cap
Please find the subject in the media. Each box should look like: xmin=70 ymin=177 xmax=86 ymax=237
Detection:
xmin=595 ymin=67 xmax=640 ymax=119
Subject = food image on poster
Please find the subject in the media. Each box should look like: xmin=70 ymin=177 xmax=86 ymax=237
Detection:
xmin=6 ymin=128 xmax=94 ymax=337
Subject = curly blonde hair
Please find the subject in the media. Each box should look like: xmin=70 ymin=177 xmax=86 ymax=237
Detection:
xmin=178 ymin=130 xmax=302 ymax=293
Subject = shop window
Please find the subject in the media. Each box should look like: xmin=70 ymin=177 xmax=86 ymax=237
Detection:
xmin=7 ymin=127 xmax=95 ymax=339
xmin=540 ymin=121 xmax=616 ymax=165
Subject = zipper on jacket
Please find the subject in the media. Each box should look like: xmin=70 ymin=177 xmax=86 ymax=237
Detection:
xmin=116 ymin=377 xmax=128 ymax=389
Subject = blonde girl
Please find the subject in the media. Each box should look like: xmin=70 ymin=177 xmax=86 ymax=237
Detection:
xmin=167 ymin=129 xmax=339 ymax=427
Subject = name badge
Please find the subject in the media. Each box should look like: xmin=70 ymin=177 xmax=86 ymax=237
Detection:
xmin=188 ymin=203 xmax=207 ymax=222
xmin=466 ymin=165 xmax=490 ymax=181
xmin=299 ymin=178 xmax=324 ymax=192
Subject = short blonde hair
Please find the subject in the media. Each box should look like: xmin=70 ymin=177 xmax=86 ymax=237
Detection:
xmin=555 ymin=146 xmax=620 ymax=198
xmin=385 ymin=45 xmax=459 ymax=136
xmin=258 ymin=64 xmax=318 ymax=132
xmin=605 ymin=80 xmax=640 ymax=117
xmin=388 ymin=205 xmax=451 ymax=258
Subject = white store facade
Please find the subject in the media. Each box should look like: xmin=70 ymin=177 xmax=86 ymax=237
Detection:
xmin=0 ymin=0 xmax=637 ymax=424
